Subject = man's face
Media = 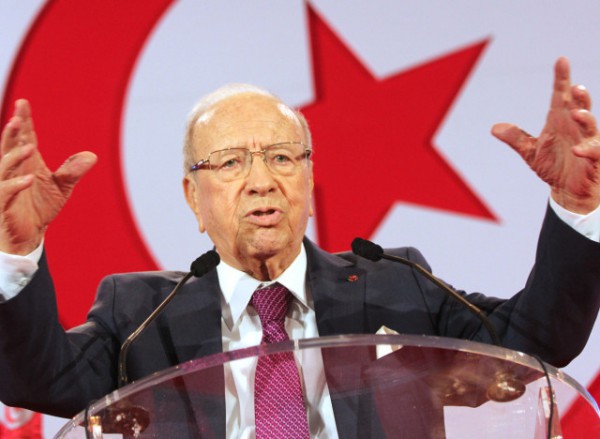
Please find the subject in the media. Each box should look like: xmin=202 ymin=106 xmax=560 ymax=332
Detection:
xmin=183 ymin=93 xmax=314 ymax=273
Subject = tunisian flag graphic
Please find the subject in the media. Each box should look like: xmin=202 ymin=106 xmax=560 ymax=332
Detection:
xmin=0 ymin=0 xmax=598 ymax=436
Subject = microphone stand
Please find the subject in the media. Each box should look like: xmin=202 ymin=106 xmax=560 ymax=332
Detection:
xmin=351 ymin=238 xmax=527 ymax=403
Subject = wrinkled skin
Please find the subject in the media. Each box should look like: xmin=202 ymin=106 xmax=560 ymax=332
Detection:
xmin=492 ymin=57 xmax=600 ymax=214
xmin=183 ymin=93 xmax=314 ymax=280
xmin=0 ymin=100 xmax=96 ymax=255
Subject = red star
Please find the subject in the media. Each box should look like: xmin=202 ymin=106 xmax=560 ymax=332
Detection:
xmin=301 ymin=8 xmax=497 ymax=252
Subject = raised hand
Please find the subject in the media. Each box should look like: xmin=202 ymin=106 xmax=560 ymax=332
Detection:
xmin=492 ymin=57 xmax=600 ymax=214
xmin=0 ymin=100 xmax=97 ymax=255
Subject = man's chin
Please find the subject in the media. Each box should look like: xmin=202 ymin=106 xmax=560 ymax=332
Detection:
xmin=244 ymin=230 xmax=296 ymax=258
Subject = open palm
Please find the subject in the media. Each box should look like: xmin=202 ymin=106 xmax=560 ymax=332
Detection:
xmin=0 ymin=100 xmax=97 ymax=255
xmin=493 ymin=57 xmax=600 ymax=214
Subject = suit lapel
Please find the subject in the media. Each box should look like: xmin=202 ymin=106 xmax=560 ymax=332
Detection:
xmin=165 ymin=269 xmax=224 ymax=365
xmin=163 ymin=269 xmax=226 ymax=438
xmin=305 ymin=239 xmax=367 ymax=336
xmin=305 ymin=240 xmax=383 ymax=438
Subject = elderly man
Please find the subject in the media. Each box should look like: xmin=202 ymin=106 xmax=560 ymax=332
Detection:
xmin=0 ymin=58 xmax=599 ymax=437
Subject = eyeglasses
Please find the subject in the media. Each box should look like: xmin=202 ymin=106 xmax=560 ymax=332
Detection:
xmin=189 ymin=141 xmax=312 ymax=182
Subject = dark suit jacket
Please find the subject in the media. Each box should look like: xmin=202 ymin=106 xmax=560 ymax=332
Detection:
xmin=0 ymin=208 xmax=599 ymax=433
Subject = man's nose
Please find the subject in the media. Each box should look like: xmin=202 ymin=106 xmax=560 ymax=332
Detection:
xmin=245 ymin=153 xmax=277 ymax=195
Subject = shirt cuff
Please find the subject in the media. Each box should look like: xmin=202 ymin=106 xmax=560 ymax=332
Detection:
xmin=0 ymin=241 xmax=43 ymax=302
xmin=549 ymin=197 xmax=600 ymax=242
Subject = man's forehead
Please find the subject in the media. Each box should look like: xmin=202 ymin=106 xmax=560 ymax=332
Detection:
xmin=192 ymin=93 xmax=304 ymax=148
xmin=197 ymin=93 xmax=296 ymax=124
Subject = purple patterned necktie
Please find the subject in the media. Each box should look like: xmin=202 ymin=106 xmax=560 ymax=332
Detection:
xmin=251 ymin=283 xmax=310 ymax=438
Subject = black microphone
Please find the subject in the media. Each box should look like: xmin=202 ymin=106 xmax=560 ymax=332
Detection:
xmin=351 ymin=237 xmax=526 ymax=402
xmin=190 ymin=250 xmax=221 ymax=277
xmin=351 ymin=237 xmax=385 ymax=262
xmin=118 ymin=250 xmax=220 ymax=387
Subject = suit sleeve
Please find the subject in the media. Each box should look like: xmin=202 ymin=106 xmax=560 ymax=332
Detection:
xmin=0 ymin=253 xmax=121 ymax=418
xmin=439 ymin=206 xmax=600 ymax=367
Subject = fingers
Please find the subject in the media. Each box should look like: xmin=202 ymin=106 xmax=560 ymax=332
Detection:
xmin=491 ymin=123 xmax=537 ymax=162
xmin=572 ymin=85 xmax=592 ymax=111
xmin=0 ymin=175 xmax=33 ymax=209
xmin=573 ymin=136 xmax=600 ymax=161
xmin=0 ymin=143 xmax=35 ymax=180
xmin=1 ymin=100 xmax=37 ymax=156
xmin=572 ymin=109 xmax=598 ymax=138
xmin=550 ymin=57 xmax=572 ymax=109
xmin=14 ymin=99 xmax=37 ymax=149
xmin=53 ymin=151 xmax=98 ymax=191
xmin=1 ymin=117 xmax=21 ymax=156
xmin=550 ymin=58 xmax=594 ymax=114
xmin=14 ymin=99 xmax=32 ymax=126
xmin=571 ymin=109 xmax=600 ymax=159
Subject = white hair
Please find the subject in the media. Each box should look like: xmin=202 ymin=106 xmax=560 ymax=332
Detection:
xmin=182 ymin=83 xmax=311 ymax=173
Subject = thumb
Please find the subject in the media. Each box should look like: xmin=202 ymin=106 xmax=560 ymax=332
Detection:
xmin=491 ymin=123 xmax=536 ymax=160
xmin=53 ymin=151 xmax=98 ymax=191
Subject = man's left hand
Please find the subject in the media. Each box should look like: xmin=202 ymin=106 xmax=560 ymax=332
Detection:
xmin=492 ymin=57 xmax=600 ymax=214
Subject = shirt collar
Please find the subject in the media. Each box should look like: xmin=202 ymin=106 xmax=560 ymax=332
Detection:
xmin=217 ymin=244 xmax=309 ymax=329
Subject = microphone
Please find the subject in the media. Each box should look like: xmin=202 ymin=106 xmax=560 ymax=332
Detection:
xmin=95 ymin=252 xmax=220 ymax=437
xmin=190 ymin=250 xmax=221 ymax=277
xmin=118 ymin=250 xmax=220 ymax=387
xmin=351 ymin=237 xmax=386 ymax=262
xmin=351 ymin=238 xmax=526 ymax=402
xmin=352 ymin=237 xmax=501 ymax=346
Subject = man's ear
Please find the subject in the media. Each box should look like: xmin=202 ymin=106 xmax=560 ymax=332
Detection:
xmin=183 ymin=176 xmax=206 ymax=233
xmin=308 ymin=166 xmax=315 ymax=217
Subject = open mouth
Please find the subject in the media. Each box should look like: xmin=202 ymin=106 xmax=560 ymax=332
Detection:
xmin=246 ymin=207 xmax=282 ymax=226
xmin=252 ymin=209 xmax=276 ymax=217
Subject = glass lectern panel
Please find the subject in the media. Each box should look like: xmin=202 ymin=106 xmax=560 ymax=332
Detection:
xmin=55 ymin=334 xmax=599 ymax=438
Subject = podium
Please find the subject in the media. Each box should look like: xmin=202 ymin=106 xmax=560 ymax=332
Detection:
xmin=55 ymin=334 xmax=599 ymax=438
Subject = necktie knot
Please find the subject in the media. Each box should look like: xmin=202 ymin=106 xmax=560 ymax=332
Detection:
xmin=251 ymin=282 xmax=291 ymax=325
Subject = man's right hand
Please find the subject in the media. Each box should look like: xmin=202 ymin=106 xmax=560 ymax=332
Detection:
xmin=0 ymin=100 xmax=97 ymax=255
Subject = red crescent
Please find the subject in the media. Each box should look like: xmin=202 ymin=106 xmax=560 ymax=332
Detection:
xmin=0 ymin=0 xmax=174 ymax=327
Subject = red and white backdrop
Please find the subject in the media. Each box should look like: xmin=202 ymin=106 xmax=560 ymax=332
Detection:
xmin=1 ymin=1 xmax=599 ymax=436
